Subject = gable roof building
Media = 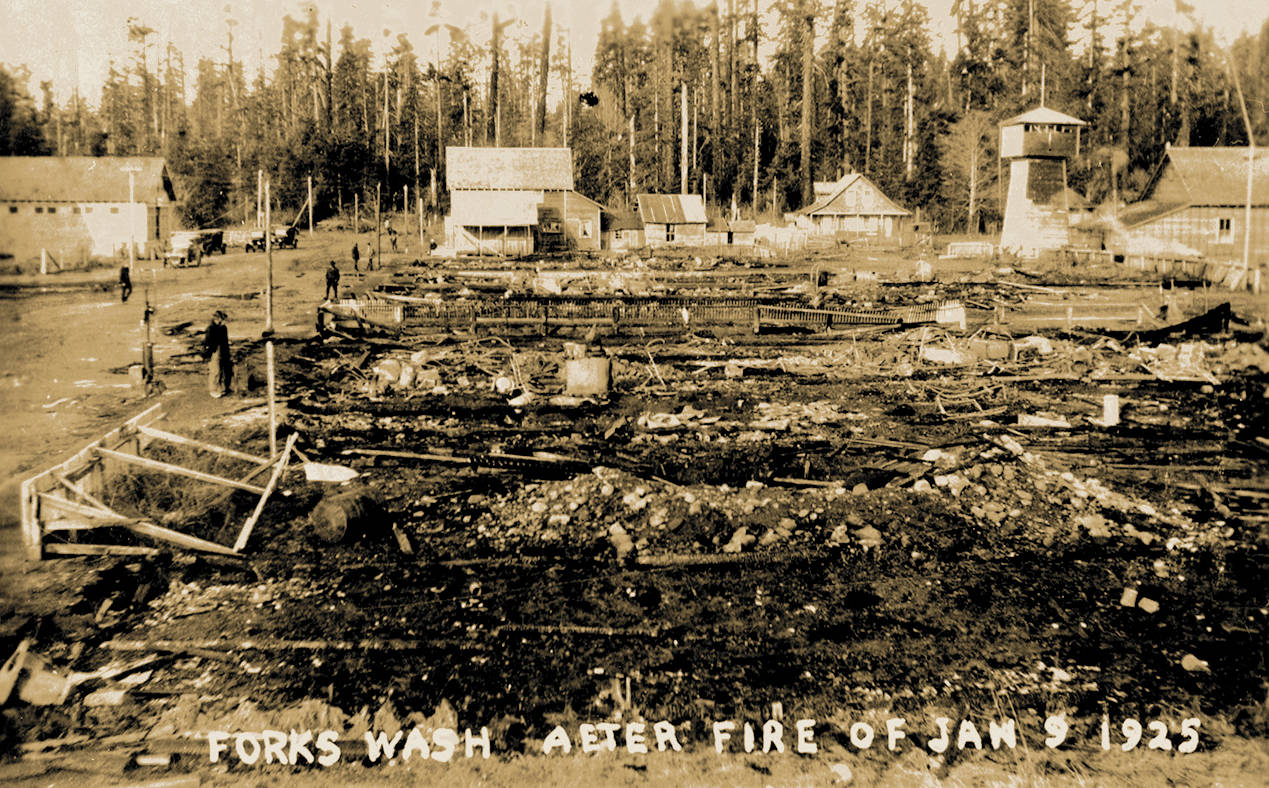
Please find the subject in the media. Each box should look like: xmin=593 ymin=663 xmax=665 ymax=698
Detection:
xmin=1111 ymin=146 xmax=1269 ymax=265
xmin=799 ymin=173 xmax=913 ymax=246
xmin=0 ymin=156 xmax=177 ymax=263
xmin=636 ymin=194 xmax=708 ymax=246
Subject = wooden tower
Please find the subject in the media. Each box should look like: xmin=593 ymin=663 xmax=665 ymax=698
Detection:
xmin=999 ymin=106 xmax=1086 ymax=256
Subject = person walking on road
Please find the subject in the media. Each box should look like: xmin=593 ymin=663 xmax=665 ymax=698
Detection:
xmin=368 ymin=246 xmax=376 ymax=271
xmin=202 ymin=310 xmax=233 ymax=398
xmin=351 ymin=242 xmax=360 ymax=272
xmin=119 ymin=264 xmax=132 ymax=302
xmin=324 ymin=260 xmax=340 ymax=301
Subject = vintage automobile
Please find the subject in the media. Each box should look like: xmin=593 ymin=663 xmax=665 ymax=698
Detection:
xmin=272 ymin=225 xmax=299 ymax=249
xmin=225 ymin=228 xmax=267 ymax=252
xmin=164 ymin=230 xmax=212 ymax=267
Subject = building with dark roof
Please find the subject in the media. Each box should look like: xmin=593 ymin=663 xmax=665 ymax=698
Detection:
xmin=444 ymin=146 xmax=601 ymax=255
xmin=636 ymin=194 xmax=707 ymax=247
xmin=0 ymin=156 xmax=176 ymax=265
xmin=1110 ymin=146 xmax=1269 ymax=264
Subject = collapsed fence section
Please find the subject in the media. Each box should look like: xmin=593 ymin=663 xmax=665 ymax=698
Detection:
xmin=321 ymin=295 xmax=967 ymax=334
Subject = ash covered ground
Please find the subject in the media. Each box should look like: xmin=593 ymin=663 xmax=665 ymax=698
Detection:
xmin=2 ymin=243 xmax=1267 ymax=784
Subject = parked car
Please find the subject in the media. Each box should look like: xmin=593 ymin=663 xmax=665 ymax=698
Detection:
xmin=164 ymin=231 xmax=208 ymax=267
xmin=226 ymin=228 xmax=267 ymax=253
xmin=272 ymin=225 xmax=299 ymax=249
xmin=201 ymin=229 xmax=226 ymax=255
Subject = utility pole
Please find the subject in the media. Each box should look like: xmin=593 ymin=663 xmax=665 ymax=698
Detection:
xmin=376 ymin=182 xmax=382 ymax=267
xmin=264 ymin=178 xmax=277 ymax=457
xmin=1226 ymin=56 xmax=1254 ymax=279
xmin=256 ymin=169 xmax=262 ymax=228
xmin=307 ymin=175 xmax=313 ymax=237
xmin=122 ymin=163 xmax=151 ymax=386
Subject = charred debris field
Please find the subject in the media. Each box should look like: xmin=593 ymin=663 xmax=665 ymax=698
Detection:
xmin=3 ymin=253 xmax=1268 ymax=770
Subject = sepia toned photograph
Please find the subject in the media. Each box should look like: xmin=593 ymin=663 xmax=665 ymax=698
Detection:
xmin=0 ymin=0 xmax=1266 ymax=785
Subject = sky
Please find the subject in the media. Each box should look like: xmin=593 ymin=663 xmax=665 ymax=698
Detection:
xmin=3 ymin=0 xmax=1268 ymax=106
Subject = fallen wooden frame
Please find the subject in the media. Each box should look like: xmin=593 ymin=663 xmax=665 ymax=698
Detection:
xmin=19 ymin=404 xmax=296 ymax=560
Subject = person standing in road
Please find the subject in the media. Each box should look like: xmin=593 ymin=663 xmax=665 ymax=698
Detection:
xmin=119 ymin=264 xmax=132 ymax=302
xmin=202 ymin=310 xmax=233 ymax=398
xmin=325 ymin=260 xmax=340 ymax=301
xmin=351 ymin=242 xmax=360 ymax=272
xmin=368 ymin=246 xmax=376 ymax=271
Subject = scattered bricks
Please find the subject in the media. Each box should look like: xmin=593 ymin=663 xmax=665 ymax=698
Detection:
xmin=1137 ymin=597 xmax=1160 ymax=614
xmin=1120 ymin=587 xmax=1139 ymax=607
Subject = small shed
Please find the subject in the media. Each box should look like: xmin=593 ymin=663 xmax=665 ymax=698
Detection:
xmin=799 ymin=174 xmax=912 ymax=246
xmin=637 ymin=194 xmax=707 ymax=247
xmin=705 ymin=218 xmax=756 ymax=247
xmin=604 ymin=210 xmax=644 ymax=251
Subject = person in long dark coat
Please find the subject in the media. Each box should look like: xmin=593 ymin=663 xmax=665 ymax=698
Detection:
xmin=119 ymin=264 xmax=132 ymax=302
xmin=203 ymin=310 xmax=232 ymax=398
xmin=351 ymin=242 xmax=360 ymax=272
xmin=324 ymin=260 xmax=340 ymax=300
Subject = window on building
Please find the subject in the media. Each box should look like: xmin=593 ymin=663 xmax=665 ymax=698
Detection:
xmin=7 ymin=206 xmax=16 ymax=214
xmin=72 ymin=206 xmax=81 ymax=214
xmin=110 ymin=207 xmax=119 ymax=214
xmin=666 ymin=224 xmax=677 ymax=242
xmin=1218 ymin=217 xmax=1233 ymax=243
xmin=35 ymin=206 xmax=43 ymax=213
xmin=46 ymin=206 xmax=56 ymax=214
xmin=85 ymin=206 xmax=93 ymax=213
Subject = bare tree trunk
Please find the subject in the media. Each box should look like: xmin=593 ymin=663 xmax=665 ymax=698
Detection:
xmin=800 ymin=10 xmax=814 ymax=207
xmin=629 ymin=113 xmax=636 ymax=202
xmin=730 ymin=0 xmax=741 ymax=138
xmin=488 ymin=13 xmax=500 ymax=145
xmin=537 ymin=4 xmax=551 ymax=141
xmin=326 ymin=20 xmax=333 ymax=130
xmin=711 ymin=4 xmax=721 ymax=180
xmin=681 ymin=82 xmax=688 ymax=194
xmin=864 ymin=57 xmax=874 ymax=174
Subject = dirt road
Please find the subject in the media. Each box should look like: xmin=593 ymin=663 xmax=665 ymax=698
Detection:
xmin=0 ymin=231 xmax=384 ymax=525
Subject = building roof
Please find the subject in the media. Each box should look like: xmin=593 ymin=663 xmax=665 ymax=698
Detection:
xmin=1139 ymin=145 xmax=1269 ymax=206
xmin=446 ymin=146 xmax=574 ymax=191
xmin=0 ymin=156 xmax=175 ymax=203
xmin=1000 ymin=106 xmax=1087 ymax=127
xmin=1119 ymin=200 xmax=1189 ymax=229
xmin=636 ymin=193 xmax=707 ymax=224
xmin=606 ymin=210 xmax=644 ymax=231
xmin=801 ymin=173 xmax=911 ymax=217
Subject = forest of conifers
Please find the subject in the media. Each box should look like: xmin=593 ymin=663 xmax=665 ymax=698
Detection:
xmin=2 ymin=0 xmax=1267 ymax=233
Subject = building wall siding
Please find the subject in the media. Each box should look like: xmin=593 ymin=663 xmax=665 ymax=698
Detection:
xmin=644 ymin=222 xmax=706 ymax=247
xmin=0 ymin=201 xmax=170 ymax=263
xmin=1121 ymin=205 xmax=1269 ymax=262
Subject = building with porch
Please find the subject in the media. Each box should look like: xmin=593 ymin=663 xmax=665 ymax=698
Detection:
xmin=445 ymin=146 xmax=602 ymax=255
xmin=798 ymin=173 xmax=913 ymax=246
